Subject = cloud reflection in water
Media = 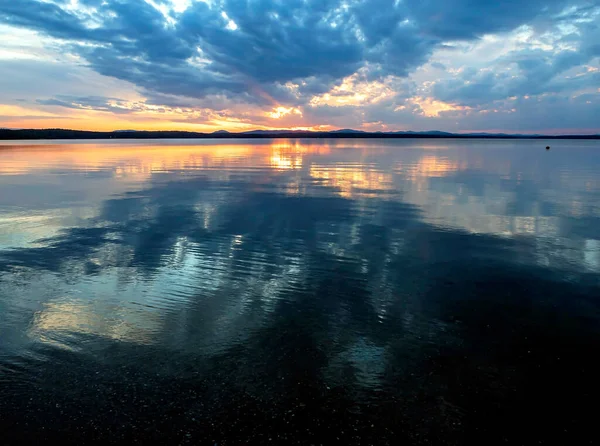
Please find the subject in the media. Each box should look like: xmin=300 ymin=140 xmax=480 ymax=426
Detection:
xmin=1 ymin=139 xmax=600 ymax=443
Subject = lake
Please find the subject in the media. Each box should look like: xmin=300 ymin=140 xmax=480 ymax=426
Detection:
xmin=1 ymin=138 xmax=599 ymax=444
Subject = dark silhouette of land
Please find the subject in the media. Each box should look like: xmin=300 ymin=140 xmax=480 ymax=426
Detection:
xmin=0 ymin=128 xmax=598 ymax=140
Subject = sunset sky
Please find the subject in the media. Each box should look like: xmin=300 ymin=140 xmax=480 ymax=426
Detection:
xmin=0 ymin=0 xmax=598 ymax=134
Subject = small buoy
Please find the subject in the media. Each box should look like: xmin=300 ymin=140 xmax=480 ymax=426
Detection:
xmin=546 ymin=146 xmax=550 ymax=150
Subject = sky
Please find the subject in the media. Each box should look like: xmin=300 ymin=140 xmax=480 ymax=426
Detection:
xmin=0 ymin=0 xmax=598 ymax=134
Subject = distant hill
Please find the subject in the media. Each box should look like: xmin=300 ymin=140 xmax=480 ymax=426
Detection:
xmin=240 ymin=129 xmax=308 ymax=135
xmin=390 ymin=130 xmax=454 ymax=136
xmin=0 ymin=128 xmax=597 ymax=140
xmin=330 ymin=129 xmax=368 ymax=134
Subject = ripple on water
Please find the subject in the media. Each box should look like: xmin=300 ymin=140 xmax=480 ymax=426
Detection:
xmin=1 ymin=139 xmax=600 ymax=444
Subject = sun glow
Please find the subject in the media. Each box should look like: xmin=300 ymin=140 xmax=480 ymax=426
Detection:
xmin=267 ymin=106 xmax=303 ymax=119
xmin=309 ymin=73 xmax=396 ymax=107
xmin=404 ymin=97 xmax=471 ymax=117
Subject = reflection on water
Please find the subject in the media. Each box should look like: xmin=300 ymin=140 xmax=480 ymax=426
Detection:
xmin=310 ymin=164 xmax=395 ymax=198
xmin=1 ymin=138 xmax=600 ymax=444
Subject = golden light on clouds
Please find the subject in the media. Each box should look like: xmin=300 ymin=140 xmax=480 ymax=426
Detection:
xmin=404 ymin=97 xmax=471 ymax=117
xmin=309 ymin=73 xmax=395 ymax=107
xmin=267 ymin=106 xmax=303 ymax=119
xmin=0 ymin=100 xmax=265 ymax=132
xmin=0 ymin=104 xmax=59 ymax=118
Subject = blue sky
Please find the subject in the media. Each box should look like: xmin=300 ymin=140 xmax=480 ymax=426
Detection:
xmin=0 ymin=0 xmax=598 ymax=133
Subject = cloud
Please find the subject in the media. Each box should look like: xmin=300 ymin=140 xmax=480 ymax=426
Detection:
xmin=404 ymin=0 xmax=571 ymax=40
xmin=36 ymin=95 xmax=125 ymax=112
xmin=459 ymin=93 xmax=600 ymax=133
xmin=0 ymin=0 xmax=598 ymax=132
xmin=431 ymin=48 xmax=599 ymax=108
xmin=0 ymin=0 xmax=578 ymax=101
xmin=429 ymin=5 xmax=600 ymax=106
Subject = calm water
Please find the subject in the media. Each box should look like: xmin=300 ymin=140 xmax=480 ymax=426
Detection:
xmin=1 ymin=139 xmax=599 ymax=444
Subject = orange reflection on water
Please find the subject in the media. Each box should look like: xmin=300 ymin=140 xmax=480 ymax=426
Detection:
xmin=394 ymin=155 xmax=464 ymax=180
xmin=0 ymin=140 xmax=334 ymax=178
xmin=310 ymin=165 xmax=395 ymax=198
xmin=0 ymin=143 xmax=256 ymax=177
xmin=268 ymin=141 xmax=331 ymax=170
xmin=270 ymin=150 xmax=303 ymax=170
xmin=308 ymin=154 xmax=467 ymax=200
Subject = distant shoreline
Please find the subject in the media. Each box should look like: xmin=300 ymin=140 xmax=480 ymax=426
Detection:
xmin=0 ymin=129 xmax=598 ymax=140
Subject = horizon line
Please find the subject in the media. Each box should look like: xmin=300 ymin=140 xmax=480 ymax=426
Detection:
xmin=0 ymin=127 xmax=599 ymax=140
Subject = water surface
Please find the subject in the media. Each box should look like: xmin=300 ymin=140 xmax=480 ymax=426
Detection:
xmin=1 ymin=139 xmax=599 ymax=444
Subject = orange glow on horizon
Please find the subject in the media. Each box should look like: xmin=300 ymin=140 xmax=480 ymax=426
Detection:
xmin=0 ymin=103 xmax=333 ymax=133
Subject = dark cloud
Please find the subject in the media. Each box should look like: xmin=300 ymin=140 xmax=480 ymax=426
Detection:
xmin=36 ymin=95 xmax=127 ymax=112
xmin=404 ymin=0 xmax=571 ymax=40
xmin=579 ymin=22 xmax=600 ymax=58
xmin=36 ymin=95 xmax=154 ymax=116
xmin=3 ymin=0 xmax=593 ymax=107
xmin=0 ymin=0 xmax=95 ymax=41
xmin=181 ymin=0 xmax=364 ymax=83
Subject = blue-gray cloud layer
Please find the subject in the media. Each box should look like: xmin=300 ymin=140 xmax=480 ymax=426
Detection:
xmin=1 ymin=0 xmax=598 ymax=130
